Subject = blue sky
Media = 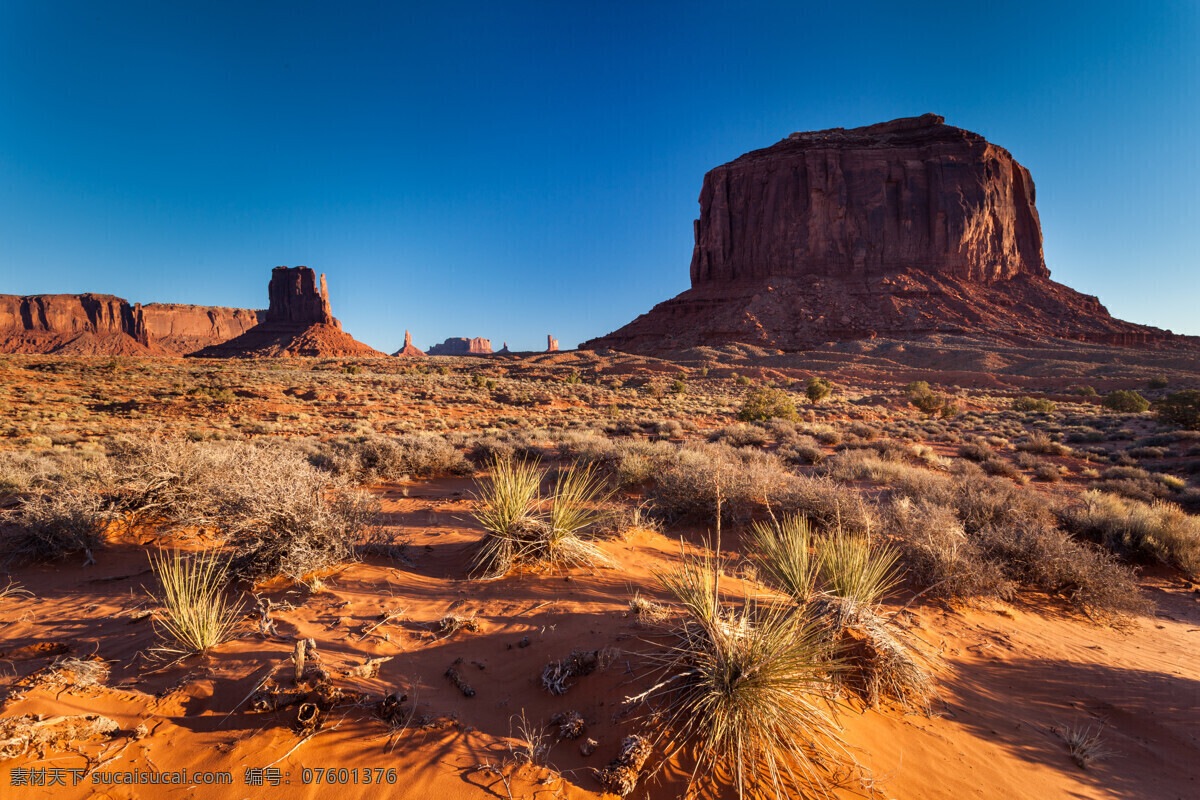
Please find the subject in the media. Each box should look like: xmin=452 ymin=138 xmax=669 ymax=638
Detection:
xmin=1 ymin=1 xmax=1196 ymax=351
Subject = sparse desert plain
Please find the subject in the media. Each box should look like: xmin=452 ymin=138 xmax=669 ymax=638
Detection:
xmin=2 ymin=115 xmax=1199 ymax=800
xmin=0 ymin=341 xmax=1198 ymax=800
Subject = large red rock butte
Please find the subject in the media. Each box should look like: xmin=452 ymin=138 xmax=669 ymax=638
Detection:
xmin=191 ymin=266 xmax=383 ymax=358
xmin=0 ymin=293 xmax=262 ymax=355
xmin=582 ymin=114 xmax=1187 ymax=353
xmin=427 ymin=337 xmax=493 ymax=355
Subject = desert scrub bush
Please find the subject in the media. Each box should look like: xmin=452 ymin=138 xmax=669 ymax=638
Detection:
xmin=1017 ymin=432 xmax=1072 ymax=456
xmin=10 ymin=488 xmax=108 ymax=563
xmin=957 ymin=441 xmax=993 ymax=462
xmin=888 ymin=499 xmax=1143 ymax=616
xmin=470 ymin=458 xmax=612 ymax=578
xmin=708 ymin=422 xmax=769 ymax=447
xmin=1102 ymin=390 xmax=1150 ymax=413
xmin=645 ymin=551 xmax=850 ymax=799
xmin=313 ymin=433 xmax=471 ymax=481
xmin=1156 ymin=390 xmax=1200 ymax=430
xmin=736 ymin=386 xmax=798 ymax=422
xmin=973 ymin=523 xmax=1146 ymax=616
xmin=1012 ymin=396 xmax=1056 ymax=413
xmin=649 ymin=443 xmax=790 ymax=523
xmin=1148 ymin=376 xmax=1170 ymax=389
xmin=804 ymin=377 xmax=833 ymax=404
xmin=777 ymin=439 xmax=825 ymax=466
xmin=889 ymin=499 xmax=1014 ymax=602
xmin=148 ymin=548 xmax=243 ymax=655
xmin=1060 ymin=491 xmax=1200 ymax=575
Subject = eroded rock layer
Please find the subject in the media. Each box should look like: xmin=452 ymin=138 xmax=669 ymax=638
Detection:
xmin=0 ymin=294 xmax=263 ymax=355
xmin=585 ymin=114 xmax=1184 ymax=353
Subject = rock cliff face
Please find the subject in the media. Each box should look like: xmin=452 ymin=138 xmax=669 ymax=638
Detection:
xmin=266 ymin=266 xmax=338 ymax=327
xmin=0 ymin=294 xmax=263 ymax=355
xmin=140 ymin=304 xmax=263 ymax=352
xmin=427 ymin=337 xmax=493 ymax=355
xmin=584 ymin=114 xmax=1184 ymax=353
xmin=191 ymin=266 xmax=381 ymax=358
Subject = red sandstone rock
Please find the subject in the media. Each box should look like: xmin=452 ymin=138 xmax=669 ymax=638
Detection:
xmin=191 ymin=266 xmax=382 ymax=358
xmin=427 ymin=337 xmax=493 ymax=355
xmin=266 ymin=266 xmax=339 ymax=327
xmin=584 ymin=114 xmax=1187 ymax=353
xmin=392 ymin=330 xmax=426 ymax=357
xmin=140 ymin=304 xmax=264 ymax=352
xmin=546 ymin=335 xmax=559 ymax=352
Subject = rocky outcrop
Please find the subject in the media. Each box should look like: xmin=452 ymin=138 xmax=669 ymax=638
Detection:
xmin=266 ymin=266 xmax=338 ymax=327
xmin=140 ymin=304 xmax=264 ymax=352
xmin=393 ymin=330 xmax=425 ymax=357
xmin=584 ymin=114 xmax=1186 ymax=353
xmin=191 ymin=267 xmax=383 ymax=358
xmin=546 ymin=335 xmax=559 ymax=352
xmin=0 ymin=294 xmax=264 ymax=355
xmin=427 ymin=337 xmax=493 ymax=355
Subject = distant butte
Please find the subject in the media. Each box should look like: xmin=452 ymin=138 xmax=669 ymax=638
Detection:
xmin=191 ymin=266 xmax=383 ymax=358
xmin=582 ymin=114 xmax=1192 ymax=353
xmin=427 ymin=337 xmax=493 ymax=355
xmin=0 ymin=293 xmax=262 ymax=356
xmin=393 ymin=330 xmax=426 ymax=357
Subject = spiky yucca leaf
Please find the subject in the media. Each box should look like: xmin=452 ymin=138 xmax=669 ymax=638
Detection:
xmin=816 ymin=531 xmax=900 ymax=607
xmin=469 ymin=456 xmax=542 ymax=578
xmin=649 ymin=553 xmax=852 ymax=800
xmin=471 ymin=458 xmax=613 ymax=578
xmin=751 ymin=514 xmax=817 ymax=604
xmin=148 ymin=548 xmax=242 ymax=655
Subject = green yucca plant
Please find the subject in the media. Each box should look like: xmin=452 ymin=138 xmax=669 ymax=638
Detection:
xmin=148 ymin=548 xmax=243 ymax=655
xmin=816 ymin=531 xmax=900 ymax=607
xmin=648 ymin=551 xmax=851 ymax=800
xmin=470 ymin=457 xmax=612 ymax=579
xmin=750 ymin=514 xmax=817 ymax=604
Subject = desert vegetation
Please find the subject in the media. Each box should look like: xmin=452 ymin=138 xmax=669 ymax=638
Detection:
xmin=0 ymin=350 xmax=1198 ymax=798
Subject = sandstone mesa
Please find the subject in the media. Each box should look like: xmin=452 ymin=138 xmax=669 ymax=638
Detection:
xmin=583 ymin=114 xmax=1191 ymax=354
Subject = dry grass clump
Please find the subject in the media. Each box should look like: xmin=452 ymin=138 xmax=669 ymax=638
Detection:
xmin=643 ymin=551 xmax=851 ymax=800
xmin=148 ymin=548 xmax=243 ymax=655
xmin=1053 ymin=722 xmax=1114 ymax=768
xmin=627 ymin=592 xmax=669 ymax=625
xmin=749 ymin=515 xmax=817 ymax=605
xmin=1061 ymin=490 xmax=1200 ymax=575
xmin=470 ymin=458 xmax=612 ymax=579
xmin=771 ymin=474 xmax=878 ymax=537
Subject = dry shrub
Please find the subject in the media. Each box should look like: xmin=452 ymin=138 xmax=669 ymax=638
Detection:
xmin=314 ymin=434 xmax=471 ymax=481
xmin=216 ymin=446 xmax=379 ymax=582
xmin=11 ymin=488 xmax=107 ymax=563
xmin=974 ymin=523 xmax=1147 ymax=616
xmin=771 ymin=474 xmax=877 ymax=537
xmin=650 ymin=443 xmax=789 ymax=523
xmin=888 ymin=499 xmax=1014 ymax=602
xmin=1061 ymin=491 xmax=1200 ymax=575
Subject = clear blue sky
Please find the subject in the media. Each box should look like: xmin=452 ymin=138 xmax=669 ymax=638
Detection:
xmin=1 ymin=1 xmax=1196 ymax=351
